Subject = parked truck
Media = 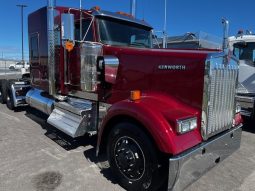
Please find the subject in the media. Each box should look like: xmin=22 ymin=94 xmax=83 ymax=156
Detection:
xmin=0 ymin=1 xmax=243 ymax=191
xmin=229 ymin=30 xmax=255 ymax=120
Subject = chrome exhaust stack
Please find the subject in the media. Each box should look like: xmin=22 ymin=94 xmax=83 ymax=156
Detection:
xmin=47 ymin=0 xmax=56 ymax=96
xmin=222 ymin=18 xmax=229 ymax=53
xmin=130 ymin=0 xmax=136 ymax=17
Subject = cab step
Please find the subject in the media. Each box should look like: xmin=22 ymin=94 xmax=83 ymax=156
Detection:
xmin=47 ymin=98 xmax=97 ymax=138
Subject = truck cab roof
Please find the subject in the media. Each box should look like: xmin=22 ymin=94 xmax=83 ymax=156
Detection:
xmin=91 ymin=9 xmax=152 ymax=29
xmin=229 ymin=34 xmax=255 ymax=43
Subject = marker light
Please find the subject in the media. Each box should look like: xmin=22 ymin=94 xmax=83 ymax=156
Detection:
xmin=177 ymin=117 xmax=197 ymax=134
xmin=91 ymin=6 xmax=101 ymax=11
xmin=116 ymin=11 xmax=133 ymax=18
xmin=130 ymin=90 xmax=141 ymax=101
xmin=65 ymin=41 xmax=74 ymax=52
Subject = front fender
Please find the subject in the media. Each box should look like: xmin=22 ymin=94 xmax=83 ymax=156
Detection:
xmin=97 ymin=93 xmax=202 ymax=155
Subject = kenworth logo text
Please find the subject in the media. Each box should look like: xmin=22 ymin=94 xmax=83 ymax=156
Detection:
xmin=158 ymin=65 xmax=186 ymax=70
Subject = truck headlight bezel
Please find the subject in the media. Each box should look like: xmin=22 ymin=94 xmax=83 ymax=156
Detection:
xmin=177 ymin=117 xmax=197 ymax=134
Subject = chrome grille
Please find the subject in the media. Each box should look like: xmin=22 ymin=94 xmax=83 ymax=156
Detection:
xmin=202 ymin=54 xmax=239 ymax=140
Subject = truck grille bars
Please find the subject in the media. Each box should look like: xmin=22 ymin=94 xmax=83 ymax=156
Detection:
xmin=201 ymin=54 xmax=239 ymax=140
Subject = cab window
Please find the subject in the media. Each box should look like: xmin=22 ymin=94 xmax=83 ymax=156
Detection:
xmin=75 ymin=18 xmax=94 ymax=41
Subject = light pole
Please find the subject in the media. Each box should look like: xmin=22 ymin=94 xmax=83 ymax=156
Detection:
xmin=16 ymin=4 xmax=27 ymax=64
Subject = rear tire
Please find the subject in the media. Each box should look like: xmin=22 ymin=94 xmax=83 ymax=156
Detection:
xmin=0 ymin=80 xmax=7 ymax=104
xmin=107 ymin=122 xmax=167 ymax=191
xmin=6 ymin=82 xmax=15 ymax=110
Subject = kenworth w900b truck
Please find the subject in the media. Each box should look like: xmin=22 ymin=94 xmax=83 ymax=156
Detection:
xmin=0 ymin=1 xmax=242 ymax=190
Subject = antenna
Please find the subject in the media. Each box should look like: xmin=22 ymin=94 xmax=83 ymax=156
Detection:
xmin=163 ymin=0 xmax=167 ymax=48
xmin=80 ymin=0 xmax=83 ymax=40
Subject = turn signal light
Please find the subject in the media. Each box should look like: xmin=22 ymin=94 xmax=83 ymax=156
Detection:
xmin=65 ymin=41 xmax=74 ymax=52
xmin=130 ymin=90 xmax=141 ymax=101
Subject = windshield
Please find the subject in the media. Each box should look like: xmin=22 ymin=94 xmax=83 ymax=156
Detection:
xmin=97 ymin=17 xmax=152 ymax=48
xmin=233 ymin=42 xmax=255 ymax=63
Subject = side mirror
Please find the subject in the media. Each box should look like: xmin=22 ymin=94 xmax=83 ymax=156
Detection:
xmin=61 ymin=13 xmax=75 ymax=42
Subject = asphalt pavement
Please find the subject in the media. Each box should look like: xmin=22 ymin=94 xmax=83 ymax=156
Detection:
xmin=0 ymin=68 xmax=22 ymax=78
xmin=0 ymin=93 xmax=254 ymax=191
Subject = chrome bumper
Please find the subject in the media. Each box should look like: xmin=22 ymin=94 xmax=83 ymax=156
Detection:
xmin=168 ymin=125 xmax=242 ymax=191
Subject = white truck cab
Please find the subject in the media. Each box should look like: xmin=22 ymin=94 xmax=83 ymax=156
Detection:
xmin=229 ymin=30 xmax=255 ymax=119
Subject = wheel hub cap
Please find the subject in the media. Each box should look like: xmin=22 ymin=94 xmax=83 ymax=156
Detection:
xmin=114 ymin=137 xmax=145 ymax=180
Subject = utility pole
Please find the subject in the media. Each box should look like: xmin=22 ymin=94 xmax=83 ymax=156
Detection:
xmin=163 ymin=0 xmax=167 ymax=48
xmin=16 ymin=4 xmax=27 ymax=64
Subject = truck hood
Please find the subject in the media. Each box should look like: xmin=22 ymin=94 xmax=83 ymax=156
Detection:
xmin=103 ymin=46 xmax=211 ymax=110
xmin=237 ymin=60 xmax=255 ymax=95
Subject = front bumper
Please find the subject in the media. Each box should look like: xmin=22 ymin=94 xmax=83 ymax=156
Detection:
xmin=168 ymin=125 xmax=242 ymax=191
xmin=236 ymin=95 xmax=255 ymax=116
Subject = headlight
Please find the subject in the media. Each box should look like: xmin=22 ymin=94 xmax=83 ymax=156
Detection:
xmin=177 ymin=117 xmax=197 ymax=134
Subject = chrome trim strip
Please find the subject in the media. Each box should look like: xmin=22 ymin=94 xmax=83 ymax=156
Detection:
xmin=168 ymin=125 xmax=242 ymax=191
xmin=236 ymin=95 xmax=255 ymax=109
xmin=69 ymin=90 xmax=98 ymax=101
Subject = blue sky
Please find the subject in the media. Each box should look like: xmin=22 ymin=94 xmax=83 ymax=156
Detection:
xmin=0 ymin=0 xmax=254 ymax=60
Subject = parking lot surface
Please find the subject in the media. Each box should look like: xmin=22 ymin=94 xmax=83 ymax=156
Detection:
xmin=0 ymin=103 xmax=254 ymax=191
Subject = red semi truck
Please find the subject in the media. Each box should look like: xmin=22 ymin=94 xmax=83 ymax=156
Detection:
xmin=0 ymin=1 xmax=242 ymax=191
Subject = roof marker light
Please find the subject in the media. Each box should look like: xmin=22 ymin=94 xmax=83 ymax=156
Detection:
xmin=116 ymin=11 xmax=134 ymax=18
xmin=91 ymin=6 xmax=101 ymax=11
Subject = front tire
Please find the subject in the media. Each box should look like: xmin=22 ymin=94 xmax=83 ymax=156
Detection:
xmin=107 ymin=122 xmax=167 ymax=191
